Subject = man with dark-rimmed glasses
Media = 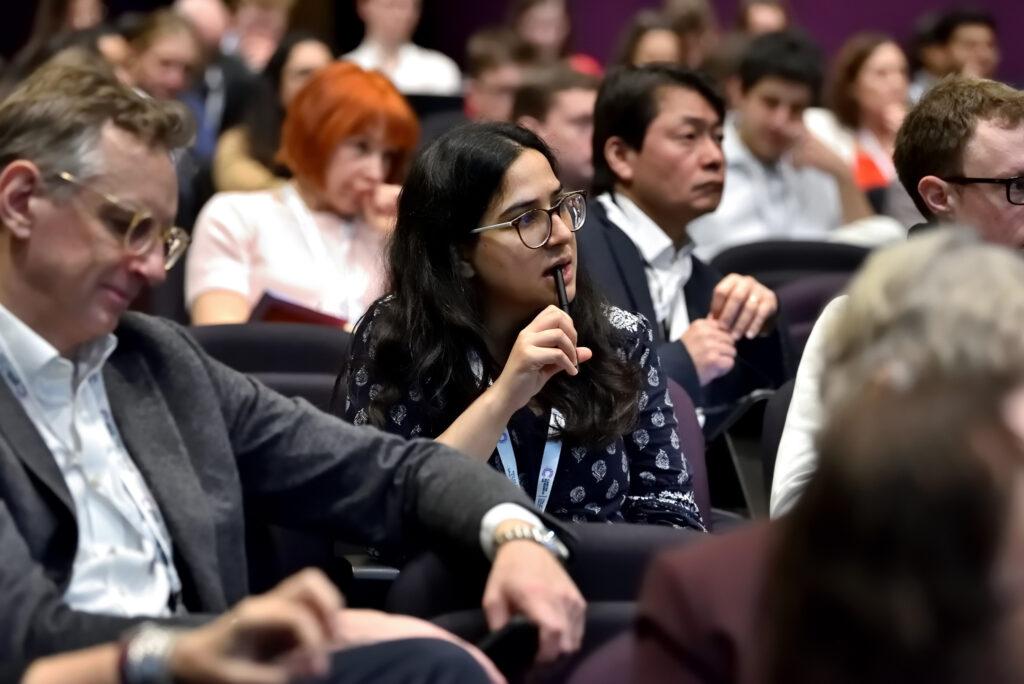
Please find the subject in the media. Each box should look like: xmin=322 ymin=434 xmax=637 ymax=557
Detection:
xmin=0 ymin=59 xmax=585 ymax=681
xmin=894 ymin=74 xmax=1024 ymax=249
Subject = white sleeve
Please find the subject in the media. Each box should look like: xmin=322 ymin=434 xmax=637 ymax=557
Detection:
xmin=184 ymin=193 xmax=257 ymax=310
xmin=769 ymin=296 xmax=847 ymax=517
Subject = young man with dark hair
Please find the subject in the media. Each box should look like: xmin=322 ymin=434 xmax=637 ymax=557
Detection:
xmin=687 ymin=30 xmax=875 ymax=259
xmin=579 ymin=63 xmax=789 ymax=419
xmin=514 ymin=65 xmax=600 ymax=190
xmin=934 ymin=8 xmax=1000 ymax=80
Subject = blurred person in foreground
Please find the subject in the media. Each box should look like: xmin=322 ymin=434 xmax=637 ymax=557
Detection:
xmin=0 ymin=59 xmax=583 ymax=675
xmin=637 ymin=229 xmax=1024 ymax=683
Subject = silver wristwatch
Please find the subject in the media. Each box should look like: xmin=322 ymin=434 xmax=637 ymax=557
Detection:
xmin=494 ymin=524 xmax=570 ymax=562
xmin=119 ymin=622 xmax=180 ymax=684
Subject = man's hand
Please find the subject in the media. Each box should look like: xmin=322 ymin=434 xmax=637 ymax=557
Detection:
xmin=170 ymin=568 xmax=344 ymax=684
xmin=482 ymin=528 xmax=586 ymax=663
xmin=790 ymin=128 xmax=850 ymax=179
xmin=336 ymin=610 xmax=505 ymax=684
xmin=680 ymin=318 xmax=736 ymax=386
xmin=709 ymin=274 xmax=778 ymax=341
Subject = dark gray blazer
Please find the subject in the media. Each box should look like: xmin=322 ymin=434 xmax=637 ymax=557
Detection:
xmin=0 ymin=313 xmax=539 ymax=664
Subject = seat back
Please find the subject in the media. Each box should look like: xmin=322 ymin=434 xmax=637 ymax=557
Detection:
xmin=665 ymin=379 xmax=710 ymax=523
xmin=760 ymin=378 xmax=796 ymax=491
xmin=775 ymin=273 xmax=850 ymax=361
xmin=710 ymin=240 xmax=870 ymax=290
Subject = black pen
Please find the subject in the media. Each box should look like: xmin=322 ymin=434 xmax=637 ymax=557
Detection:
xmin=553 ymin=268 xmax=579 ymax=369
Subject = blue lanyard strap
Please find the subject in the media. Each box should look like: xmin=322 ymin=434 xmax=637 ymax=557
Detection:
xmin=495 ymin=408 xmax=564 ymax=512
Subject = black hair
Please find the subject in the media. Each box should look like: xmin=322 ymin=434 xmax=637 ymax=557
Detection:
xmin=591 ymin=63 xmax=724 ymax=196
xmin=242 ymin=31 xmax=332 ymax=175
xmin=738 ymin=29 xmax=824 ymax=100
xmin=355 ymin=122 xmax=641 ymax=446
xmin=934 ymin=8 xmax=997 ymax=44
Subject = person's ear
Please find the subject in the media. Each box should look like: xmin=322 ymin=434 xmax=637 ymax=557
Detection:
xmin=604 ymin=136 xmax=638 ymax=186
xmin=0 ymin=161 xmax=44 ymax=239
xmin=452 ymin=245 xmax=476 ymax=278
xmin=918 ymin=175 xmax=957 ymax=219
xmin=724 ymin=75 xmax=743 ymax=110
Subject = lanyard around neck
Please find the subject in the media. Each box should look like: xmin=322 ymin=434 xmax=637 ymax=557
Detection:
xmin=494 ymin=406 xmax=564 ymax=512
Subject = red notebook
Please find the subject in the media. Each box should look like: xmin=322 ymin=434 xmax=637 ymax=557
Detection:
xmin=248 ymin=291 xmax=348 ymax=328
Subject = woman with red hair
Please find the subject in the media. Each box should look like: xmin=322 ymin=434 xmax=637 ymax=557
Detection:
xmin=186 ymin=60 xmax=418 ymax=324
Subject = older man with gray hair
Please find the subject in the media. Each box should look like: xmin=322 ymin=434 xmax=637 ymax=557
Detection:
xmin=0 ymin=59 xmax=583 ymax=681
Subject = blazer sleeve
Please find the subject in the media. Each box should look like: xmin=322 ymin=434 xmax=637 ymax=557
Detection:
xmin=656 ymin=338 xmax=702 ymax=403
xmin=164 ymin=321 xmax=538 ymax=561
xmin=0 ymin=498 xmax=207 ymax=666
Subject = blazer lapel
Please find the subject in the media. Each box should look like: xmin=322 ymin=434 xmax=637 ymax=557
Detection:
xmin=103 ymin=352 xmax=227 ymax=611
xmin=0 ymin=380 xmax=75 ymax=516
xmin=593 ymin=203 xmax=659 ymax=324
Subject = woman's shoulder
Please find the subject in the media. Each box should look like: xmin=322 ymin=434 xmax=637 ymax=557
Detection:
xmin=197 ymin=187 xmax=291 ymax=225
xmin=602 ymin=305 xmax=654 ymax=338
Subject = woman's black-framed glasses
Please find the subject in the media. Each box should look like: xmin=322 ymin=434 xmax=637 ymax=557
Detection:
xmin=471 ymin=190 xmax=587 ymax=249
xmin=942 ymin=175 xmax=1024 ymax=206
xmin=56 ymin=171 xmax=191 ymax=270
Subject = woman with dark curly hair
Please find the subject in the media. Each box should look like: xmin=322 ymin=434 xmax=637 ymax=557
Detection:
xmin=343 ymin=122 xmax=704 ymax=530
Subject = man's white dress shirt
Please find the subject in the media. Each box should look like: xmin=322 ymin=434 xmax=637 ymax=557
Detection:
xmin=598 ymin=192 xmax=695 ymax=341
xmin=0 ymin=304 xmax=181 ymax=617
xmin=344 ymin=39 xmax=462 ymax=96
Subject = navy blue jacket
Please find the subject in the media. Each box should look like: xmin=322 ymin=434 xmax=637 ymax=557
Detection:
xmin=577 ymin=199 xmax=790 ymax=421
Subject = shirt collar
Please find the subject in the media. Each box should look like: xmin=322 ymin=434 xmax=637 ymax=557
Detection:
xmin=0 ymin=302 xmax=117 ymax=386
xmin=598 ymin=191 xmax=693 ymax=268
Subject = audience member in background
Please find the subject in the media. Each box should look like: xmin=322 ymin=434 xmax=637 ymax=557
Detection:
xmin=578 ymin=64 xmax=789 ymax=421
xmin=506 ymin=0 xmax=601 ymax=75
xmin=612 ymin=11 xmax=684 ymax=68
xmin=187 ymin=61 xmax=416 ymax=325
xmin=826 ymin=33 xmax=909 ymax=192
xmin=345 ymin=122 xmax=706 ymax=530
xmin=19 ymin=568 xmax=497 ymax=684
xmin=212 ymin=32 xmax=332 ymax=192
xmin=418 ymin=28 xmax=530 ymax=147
xmin=907 ymin=11 xmax=952 ymax=102
xmin=936 ymin=8 xmax=1000 ymax=81
xmin=344 ymin=0 xmax=461 ymax=96
xmin=771 ymin=76 xmax=1024 ymax=516
xmin=514 ymin=66 xmax=600 ymax=191
xmin=735 ymin=0 xmax=788 ymax=36
xmin=0 ymin=59 xmax=582 ymax=675
xmin=662 ymin=0 xmax=718 ymax=69
xmin=222 ymin=0 xmax=294 ymax=72
xmin=5 ymin=0 xmax=109 ymax=90
xmin=123 ymin=9 xmax=202 ymax=102
xmin=175 ymin=0 xmax=258 ymax=164
xmin=687 ymin=30 xmax=879 ymax=260
xmin=637 ymin=230 xmax=1024 ymax=684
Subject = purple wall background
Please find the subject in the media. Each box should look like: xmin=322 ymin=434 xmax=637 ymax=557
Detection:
xmin=421 ymin=0 xmax=1021 ymax=86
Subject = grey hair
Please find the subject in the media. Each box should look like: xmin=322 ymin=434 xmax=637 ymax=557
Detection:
xmin=823 ymin=227 xmax=1024 ymax=404
xmin=0 ymin=57 xmax=194 ymax=196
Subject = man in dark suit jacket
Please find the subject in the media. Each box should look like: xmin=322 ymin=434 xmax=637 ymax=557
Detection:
xmin=577 ymin=64 xmax=789 ymax=421
xmin=0 ymin=59 xmax=583 ymax=676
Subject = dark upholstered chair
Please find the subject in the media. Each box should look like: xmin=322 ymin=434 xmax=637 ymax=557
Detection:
xmin=710 ymin=240 xmax=870 ymax=290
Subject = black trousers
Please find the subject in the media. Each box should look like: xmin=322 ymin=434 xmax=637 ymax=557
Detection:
xmin=305 ymin=638 xmax=490 ymax=684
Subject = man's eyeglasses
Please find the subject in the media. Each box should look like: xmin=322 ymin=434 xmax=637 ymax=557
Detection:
xmin=471 ymin=190 xmax=587 ymax=249
xmin=942 ymin=175 xmax=1024 ymax=206
xmin=56 ymin=172 xmax=190 ymax=270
